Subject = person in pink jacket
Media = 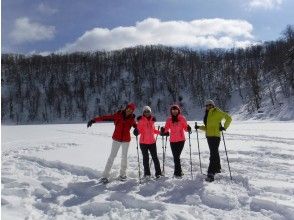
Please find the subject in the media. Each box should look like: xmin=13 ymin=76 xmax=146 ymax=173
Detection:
xmin=160 ymin=105 xmax=191 ymax=178
xmin=133 ymin=106 xmax=162 ymax=178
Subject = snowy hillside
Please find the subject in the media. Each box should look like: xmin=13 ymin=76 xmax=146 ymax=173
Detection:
xmin=2 ymin=121 xmax=294 ymax=219
xmin=2 ymin=32 xmax=294 ymax=124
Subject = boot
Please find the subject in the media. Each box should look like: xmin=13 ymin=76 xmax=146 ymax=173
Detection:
xmin=99 ymin=177 xmax=109 ymax=184
xmin=205 ymin=173 xmax=214 ymax=182
xmin=118 ymin=175 xmax=127 ymax=181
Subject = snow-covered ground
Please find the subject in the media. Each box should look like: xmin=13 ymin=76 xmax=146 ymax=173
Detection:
xmin=1 ymin=121 xmax=294 ymax=220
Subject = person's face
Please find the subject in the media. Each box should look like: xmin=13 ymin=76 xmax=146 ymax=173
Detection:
xmin=143 ymin=110 xmax=151 ymax=117
xmin=126 ymin=108 xmax=133 ymax=115
xmin=171 ymin=108 xmax=179 ymax=116
xmin=205 ymin=104 xmax=214 ymax=110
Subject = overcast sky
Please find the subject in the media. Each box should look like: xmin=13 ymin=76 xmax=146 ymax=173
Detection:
xmin=2 ymin=0 xmax=294 ymax=54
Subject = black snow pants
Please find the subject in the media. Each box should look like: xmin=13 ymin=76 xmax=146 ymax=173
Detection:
xmin=140 ymin=143 xmax=161 ymax=176
xmin=170 ymin=141 xmax=185 ymax=176
xmin=207 ymin=137 xmax=221 ymax=175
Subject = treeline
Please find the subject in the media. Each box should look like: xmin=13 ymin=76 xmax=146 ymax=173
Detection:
xmin=1 ymin=25 xmax=293 ymax=124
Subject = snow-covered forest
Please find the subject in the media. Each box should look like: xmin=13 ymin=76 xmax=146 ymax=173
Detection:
xmin=1 ymin=26 xmax=294 ymax=124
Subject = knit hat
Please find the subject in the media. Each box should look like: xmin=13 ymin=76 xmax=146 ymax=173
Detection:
xmin=126 ymin=103 xmax=136 ymax=111
xmin=205 ymin=99 xmax=215 ymax=106
xmin=143 ymin=106 xmax=152 ymax=113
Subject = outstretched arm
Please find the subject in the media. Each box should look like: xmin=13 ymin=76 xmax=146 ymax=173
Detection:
xmin=195 ymin=122 xmax=206 ymax=131
xmin=87 ymin=114 xmax=115 ymax=128
xmin=199 ymin=125 xmax=206 ymax=131
xmin=93 ymin=114 xmax=115 ymax=122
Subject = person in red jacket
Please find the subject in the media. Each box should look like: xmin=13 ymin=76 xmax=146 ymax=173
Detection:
xmin=87 ymin=103 xmax=137 ymax=184
xmin=133 ymin=106 xmax=162 ymax=179
xmin=160 ymin=105 xmax=191 ymax=178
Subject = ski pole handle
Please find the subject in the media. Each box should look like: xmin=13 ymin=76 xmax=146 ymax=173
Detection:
xmin=155 ymin=125 xmax=160 ymax=141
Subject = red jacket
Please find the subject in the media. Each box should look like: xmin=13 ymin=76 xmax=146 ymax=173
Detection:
xmin=137 ymin=115 xmax=160 ymax=144
xmin=163 ymin=114 xmax=188 ymax=143
xmin=94 ymin=111 xmax=136 ymax=142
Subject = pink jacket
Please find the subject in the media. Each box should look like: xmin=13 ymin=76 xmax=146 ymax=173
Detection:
xmin=164 ymin=114 xmax=188 ymax=143
xmin=137 ymin=116 xmax=160 ymax=144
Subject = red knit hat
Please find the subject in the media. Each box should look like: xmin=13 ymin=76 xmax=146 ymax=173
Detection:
xmin=126 ymin=103 xmax=136 ymax=112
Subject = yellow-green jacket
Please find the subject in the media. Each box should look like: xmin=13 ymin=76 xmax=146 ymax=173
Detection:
xmin=199 ymin=107 xmax=232 ymax=137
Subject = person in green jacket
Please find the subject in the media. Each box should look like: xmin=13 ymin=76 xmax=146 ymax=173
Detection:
xmin=195 ymin=99 xmax=232 ymax=182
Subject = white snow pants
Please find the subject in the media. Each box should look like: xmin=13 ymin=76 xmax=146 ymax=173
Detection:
xmin=102 ymin=140 xmax=130 ymax=178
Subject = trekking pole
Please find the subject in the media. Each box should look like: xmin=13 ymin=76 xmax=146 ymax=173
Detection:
xmin=195 ymin=122 xmax=203 ymax=174
xmin=188 ymin=131 xmax=193 ymax=180
xmin=163 ymin=135 xmax=168 ymax=174
xmin=136 ymin=136 xmax=142 ymax=184
xmin=221 ymin=130 xmax=232 ymax=181
xmin=161 ymin=134 xmax=165 ymax=175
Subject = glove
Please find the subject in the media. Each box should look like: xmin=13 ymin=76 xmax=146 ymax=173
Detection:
xmin=160 ymin=127 xmax=169 ymax=136
xmin=87 ymin=119 xmax=95 ymax=128
xmin=187 ymin=125 xmax=192 ymax=133
xmin=220 ymin=126 xmax=226 ymax=131
xmin=133 ymin=128 xmax=139 ymax=136
xmin=195 ymin=122 xmax=200 ymax=130
xmin=160 ymin=127 xmax=165 ymax=136
xmin=164 ymin=131 xmax=170 ymax=137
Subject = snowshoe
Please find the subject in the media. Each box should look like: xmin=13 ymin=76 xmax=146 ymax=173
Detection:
xmin=155 ymin=174 xmax=162 ymax=179
xmin=118 ymin=175 xmax=127 ymax=182
xmin=173 ymin=172 xmax=184 ymax=179
xmin=205 ymin=174 xmax=214 ymax=182
xmin=143 ymin=175 xmax=151 ymax=181
xmin=99 ymin=177 xmax=109 ymax=184
xmin=173 ymin=175 xmax=183 ymax=179
xmin=139 ymin=175 xmax=153 ymax=183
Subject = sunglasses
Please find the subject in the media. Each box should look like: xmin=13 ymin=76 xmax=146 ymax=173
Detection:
xmin=205 ymin=104 xmax=213 ymax=107
xmin=144 ymin=110 xmax=151 ymax=113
